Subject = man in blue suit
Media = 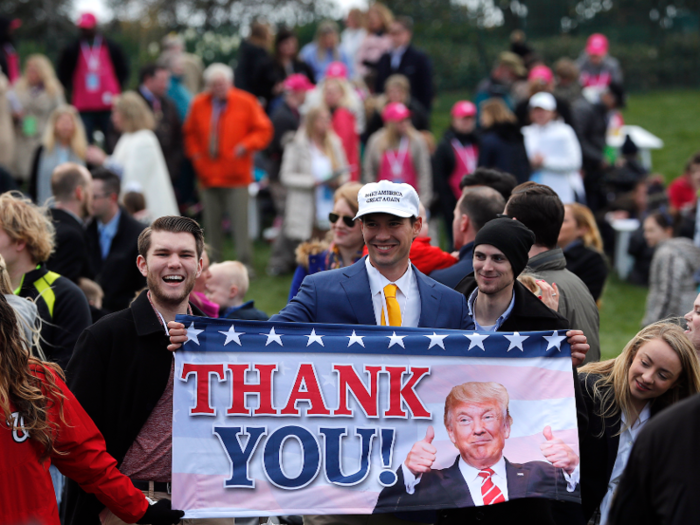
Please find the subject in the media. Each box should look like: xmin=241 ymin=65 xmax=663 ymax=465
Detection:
xmin=271 ymin=180 xmax=470 ymax=329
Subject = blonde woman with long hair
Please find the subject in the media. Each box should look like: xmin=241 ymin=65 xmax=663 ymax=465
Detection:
xmin=279 ymin=106 xmax=349 ymax=245
xmin=578 ymin=322 xmax=700 ymax=524
xmin=10 ymin=54 xmax=65 ymax=181
xmin=86 ymin=91 xmax=178 ymax=219
xmin=363 ymin=101 xmax=432 ymax=204
xmin=28 ymin=105 xmax=87 ymax=205
xmin=557 ymin=202 xmax=609 ymax=301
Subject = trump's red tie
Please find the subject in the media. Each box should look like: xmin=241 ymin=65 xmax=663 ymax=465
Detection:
xmin=478 ymin=468 xmax=506 ymax=505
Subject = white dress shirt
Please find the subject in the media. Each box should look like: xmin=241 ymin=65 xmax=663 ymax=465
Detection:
xmin=365 ymin=257 xmax=420 ymax=327
xmin=599 ymin=404 xmax=651 ymax=525
xmin=390 ymin=46 xmax=407 ymax=69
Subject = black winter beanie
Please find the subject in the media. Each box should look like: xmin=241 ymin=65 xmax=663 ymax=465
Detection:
xmin=473 ymin=217 xmax=535 ymax=277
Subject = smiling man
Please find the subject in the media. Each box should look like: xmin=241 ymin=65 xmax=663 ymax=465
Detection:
xmin=63 ymin=217 xmax=234 ymax=525
xmin=375 ymin=382 xmax=580 ymax=518
xmin=267 ymin=180 xmax=471 ymax=329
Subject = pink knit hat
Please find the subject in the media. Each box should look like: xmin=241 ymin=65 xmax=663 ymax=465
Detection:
xmin=283 ymin=74 xmax=314 ymax=92
xmin=586 ymin=34 xmax=609 ymax=56
xmin=325 ymin=61 xmax=348 ymax=79
xmin=528 ymin=65 xmax=554 ymax=84
xmin=451 ymin=101 xmax=477 ymax=118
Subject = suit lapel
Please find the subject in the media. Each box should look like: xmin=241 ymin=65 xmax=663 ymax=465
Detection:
xmin=416 ymin=266 xmax=441 ymax=328
xmin=339 ymin=259 xmax=376 ymax=325
xmin=439 ymin=457 xmax=474 ymax=507
xmin=505 ymin=458 xmax=529 ymax=500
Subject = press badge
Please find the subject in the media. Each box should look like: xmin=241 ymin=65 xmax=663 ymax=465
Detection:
xmin=86 ymin=72 xmax=100 ymax=92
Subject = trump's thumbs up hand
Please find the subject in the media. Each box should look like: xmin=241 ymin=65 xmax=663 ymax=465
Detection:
xmin=540 ymin=426 xmax=579 ymax=474
xmin=405 ymin=425 xmax=437 ymax=476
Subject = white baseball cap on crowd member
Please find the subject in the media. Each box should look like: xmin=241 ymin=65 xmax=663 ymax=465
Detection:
xmin=355 ymin=180 xmax=420 ymax=220
xmin=528 ymin=92 xmax=557 ymax=111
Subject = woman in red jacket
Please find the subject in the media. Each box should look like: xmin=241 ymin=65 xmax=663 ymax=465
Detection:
xmin=0 ymin=294 xmax=182 ymax=525
xmin=323 ymin=77 xmax=360 ymax=181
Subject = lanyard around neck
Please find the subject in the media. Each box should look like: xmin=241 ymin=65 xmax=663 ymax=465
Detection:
xmin=386 ymin=137 xmax=409 ymax=177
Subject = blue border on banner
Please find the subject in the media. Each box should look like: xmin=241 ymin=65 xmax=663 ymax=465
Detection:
xmin=175 ymin=315 xmax=572 ymax=359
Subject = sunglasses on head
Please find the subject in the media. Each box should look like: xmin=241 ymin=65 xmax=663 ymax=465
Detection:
xmin=329 ymin=213 xmax=356 ymax=228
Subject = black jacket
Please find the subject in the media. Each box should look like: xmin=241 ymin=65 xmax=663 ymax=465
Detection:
xmin=478 ymin=122 xmax=531 ymax=184
xmin=17 ymin=265 xmax=91 ymax=369
xmin=45 ymin=208 xmax=93 ymax=283
xmin=432 ymin=127 xmax=479 ymax=217
xmin=563 ymin=243 xmax=608 ymax=302
xmin=221 ymin=300 xmax=269 ymax=321
xmin=63 ymin=291 xmax=204 ymax=524
xmin=375 ymin=45 xmax=434 ymax=112
xmin=85 ymin=209 xmax=146 ymax=313
xmin=235 ymin=40 xmax=270 ymax=94
xmin=457 ymin=276 xmax=571 ymax=333
xmin=57 ymin=36 xmax=129 ymax=96
xmin=252 ymin=56 xmax=315 ymax=110
xmin=266 ymin=101 xmax=301 ymax=181
xmin=578 ymin=373 xmax=665 ymax=522
xmin=571 ymin=97 xmax=608 ymax=170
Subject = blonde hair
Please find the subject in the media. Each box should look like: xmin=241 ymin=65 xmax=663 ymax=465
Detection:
xmin=0 ymin=192 xmax=55 ymax=264
xmin=78 ymin=277 xmax=104 ymax=305
xmin=347 ymin=8 xmax=366 ymax=28
xmin=113 ymin=91 xmax=155 ymax=133
xmin=16 ymin=54 xmax=63 ymax=98
xmin=210 ymin=261 xmax=249 ymax=299
xmin=0 ymin=254 xmax=11 ymax=294
xmin=323 ymin=77 xmax=352 ymax=109
xmin=480 ymin=98 xmax=517 ymax=128
xmin=248 ymin=20 xmax=272 ymax=49
xmin=304 ymin=106 xmax=340 ymax=170
xmin=580 ymin=322 xmax=700 ymax=435
xmin=444 ymin=381 xmax=512 ymax=428
xmin=565 ymin=203 xmax=604 ymax=252
xmin=368 ymin=3 xmax=394 ymax=32
xmin=42 ymin=105 xmax=87 ymax=159
xmin=384 ymin=74 xmax=410 ymax=96
xmin=334 ymin=182 xmax=363 ymax=216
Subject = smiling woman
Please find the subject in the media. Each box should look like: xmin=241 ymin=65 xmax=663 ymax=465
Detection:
xmin=577 ymin=322 xmax=700 ymax=524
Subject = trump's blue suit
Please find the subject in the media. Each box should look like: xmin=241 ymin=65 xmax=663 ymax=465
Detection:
xmin=271 ymin=257 xmax=471 ymax=329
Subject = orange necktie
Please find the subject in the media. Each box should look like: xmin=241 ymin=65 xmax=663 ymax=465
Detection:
xmin=380 ymin=284 xmax=401 ymax=326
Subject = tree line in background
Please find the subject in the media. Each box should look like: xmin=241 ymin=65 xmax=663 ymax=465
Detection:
xmin=4 ymin=0 xmax=700 ymax=92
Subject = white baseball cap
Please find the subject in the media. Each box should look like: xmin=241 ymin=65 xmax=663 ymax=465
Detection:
xmin=529 ymin=92 xmax=557 ymax=111
xmin=354 ymin=181 xmax=420 ymax=220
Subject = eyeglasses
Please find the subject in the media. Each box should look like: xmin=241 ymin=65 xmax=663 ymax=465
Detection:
xmin=329 ymin=213 xmax=356 ymax=228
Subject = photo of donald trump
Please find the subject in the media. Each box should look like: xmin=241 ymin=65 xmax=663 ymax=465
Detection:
xmin=374 ymin=381 xmax=580 ymax=512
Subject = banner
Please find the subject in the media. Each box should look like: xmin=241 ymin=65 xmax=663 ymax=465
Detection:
xmin=172 ymin=316 xmax=580 ymax=519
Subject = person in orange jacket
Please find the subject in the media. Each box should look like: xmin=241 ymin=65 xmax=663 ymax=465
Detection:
xmin=183 ymin=63 xmax=272 ymax=267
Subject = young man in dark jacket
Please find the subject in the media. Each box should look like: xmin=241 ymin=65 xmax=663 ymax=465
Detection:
xmin=63 ymin=216 xmax=232 ymax=524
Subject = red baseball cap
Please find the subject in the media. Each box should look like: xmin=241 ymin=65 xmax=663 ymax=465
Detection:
xmin=586 ymin=34 xmax=608 ymax=56
xmin=283 ymin=74 xmax=314 ymax=92
xmin=382 ymin=102 xmax=411 ymax=123
xmin=451 ymin=101 xmax=477 ymax=118
xmin=77 ymin=13 xmax=98 ymax=29
xmin=325 ymin=61 xmax=348 ymax=79
xmin=528 ymin=65 xmax=554 ymax=84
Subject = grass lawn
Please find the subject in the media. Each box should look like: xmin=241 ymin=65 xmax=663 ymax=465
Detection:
xmin=224 ymin=89 xmax=698 ymax=361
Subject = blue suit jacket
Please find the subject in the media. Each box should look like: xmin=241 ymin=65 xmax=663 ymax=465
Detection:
xmin=271 ymin=257 xmax=470 ymax=330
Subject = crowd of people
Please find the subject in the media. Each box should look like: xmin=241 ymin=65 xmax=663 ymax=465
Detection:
xmin=1 ymin=5 xmax=700 ymax=525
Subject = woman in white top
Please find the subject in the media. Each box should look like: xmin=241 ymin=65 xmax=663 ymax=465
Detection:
xmin=578 ymin=322 xmax=700 ymax=524
xmin=280 ymin=106 xmax=349 ymax=243
xmin=86 ymin=91 xmax=178 ymax=219
xmin=522 ymin=91 xmax=583 ymax=204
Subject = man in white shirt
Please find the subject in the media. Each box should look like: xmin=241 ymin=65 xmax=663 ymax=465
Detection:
xmin=375 ymin=382 xmax=580 ymax=512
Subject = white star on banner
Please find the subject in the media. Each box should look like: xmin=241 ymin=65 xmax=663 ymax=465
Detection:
xmin=185 ymin=322 xmax=204 ymax=345
xmin=387 ymin=332 xmax=406 ymax=348
xmin=504 ymin=332 xmax=528 ymax=352
xmin=261 ymin=327 xmax=283 ymax=346
xmin=544 ymin=331 xmax=566 ymax=351
xmin=219 ymin=325 xmax=245 ymax=346
xmin=347 ymin=330 xmax=365 ymax=347
xmin=465 ymin=332 xmax=489 ymax=351
xmin=425 ymin=332 xmax=448 ymax=350
xmin=306 ymin=328 xmax=324 ymax=347
xmin=321 ymin=373 xmax=335 ymax=387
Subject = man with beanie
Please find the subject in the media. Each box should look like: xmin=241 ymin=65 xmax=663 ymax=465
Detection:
xmin=462 ymin=217 xmax=572 ymax=333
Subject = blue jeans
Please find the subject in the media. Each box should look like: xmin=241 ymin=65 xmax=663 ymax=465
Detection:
xmin=49 ymin=464 xmax=65 ymax=505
